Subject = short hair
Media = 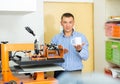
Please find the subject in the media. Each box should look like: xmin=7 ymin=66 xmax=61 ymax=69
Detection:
xmin=61 ymin=13 xmax=74 ymax=20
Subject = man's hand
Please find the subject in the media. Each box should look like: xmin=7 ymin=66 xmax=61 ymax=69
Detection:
xmin=74 ymin=43 xmax=85 ymax=52
xmin=64 ymin=48 xmax=68 ymax=54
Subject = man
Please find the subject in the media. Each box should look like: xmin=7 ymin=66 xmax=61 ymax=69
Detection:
xmin=51 ymin=13 xmax=89 ymax=78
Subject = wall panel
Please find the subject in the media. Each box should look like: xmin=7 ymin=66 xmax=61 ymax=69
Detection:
xmin=44 ymin=2 xmax=94 ymax=72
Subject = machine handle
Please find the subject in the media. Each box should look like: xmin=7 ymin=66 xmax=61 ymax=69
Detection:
xmin=25 ymin=26 xmax=35 ymax=36
xmin=12 ymin=55 xmax=22 ymax=61
xmin=25 ymin=26 xmax=40 ymax=55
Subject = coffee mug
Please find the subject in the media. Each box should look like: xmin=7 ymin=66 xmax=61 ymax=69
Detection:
xmin=71 ymin=37 xmax=82 ymax=46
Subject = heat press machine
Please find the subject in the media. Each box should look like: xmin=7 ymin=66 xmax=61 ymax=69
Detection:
xmin=0 ymin=27 xmax=64 ymax=84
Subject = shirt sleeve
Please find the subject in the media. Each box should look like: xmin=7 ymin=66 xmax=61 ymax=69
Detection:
xmin=78 ymin=35 xmax=89 ymax=61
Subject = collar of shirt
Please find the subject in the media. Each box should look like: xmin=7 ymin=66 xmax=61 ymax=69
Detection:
xmin=62 ymin=29 xmax=75 ymax=37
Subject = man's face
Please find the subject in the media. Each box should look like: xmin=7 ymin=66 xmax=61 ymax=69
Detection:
xmin=61 ymin=16 xmax=74 ymax=33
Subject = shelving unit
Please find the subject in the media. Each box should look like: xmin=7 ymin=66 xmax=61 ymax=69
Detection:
xmin=105 ymin=20 xmax=120 ymax=78
xmin=105 ymin=0 xmax=120 ymax=79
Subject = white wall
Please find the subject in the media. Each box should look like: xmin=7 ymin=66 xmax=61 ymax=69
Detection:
xmin=94 ymin=0 xmax=108 ymax=72
xmin=106 ymin=0 xmax=120 ymax=17
xmin=0 ymin=0 xmax=44 ymax=44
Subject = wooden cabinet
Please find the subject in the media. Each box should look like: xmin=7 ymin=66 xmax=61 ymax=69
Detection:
xmin=0 ymin=0 xmax=36 ymax=13
xmin=44 ymin=2 xmax=94 ymax=73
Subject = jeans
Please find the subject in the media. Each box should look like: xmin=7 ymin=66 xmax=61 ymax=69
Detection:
xmin=54 ymin=70 xmax=82 ymax=78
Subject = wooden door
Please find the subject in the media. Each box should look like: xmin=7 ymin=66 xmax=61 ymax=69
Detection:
xmin=44 ymin=2 xmax=94 ymax=72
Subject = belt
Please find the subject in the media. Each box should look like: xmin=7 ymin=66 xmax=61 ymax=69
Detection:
xmin=66 ymin=69 xmax=82 ymax=72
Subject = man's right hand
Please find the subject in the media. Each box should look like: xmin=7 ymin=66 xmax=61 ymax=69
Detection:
xmin=64 ymin=48 xmax=68 ymax=54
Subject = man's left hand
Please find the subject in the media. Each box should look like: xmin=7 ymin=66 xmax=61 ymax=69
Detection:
xmin=74 ymin=43 xmax=85 ymax=52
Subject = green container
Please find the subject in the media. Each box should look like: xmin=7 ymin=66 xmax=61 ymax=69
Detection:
xmin=106 ymin=41 xmax=112 ymax=62
xmin=106 ymin=40 xmax=120 ymax=65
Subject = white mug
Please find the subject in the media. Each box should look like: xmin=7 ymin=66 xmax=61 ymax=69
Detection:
xmin=71 ymin=37 xmax=82 ymax=46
